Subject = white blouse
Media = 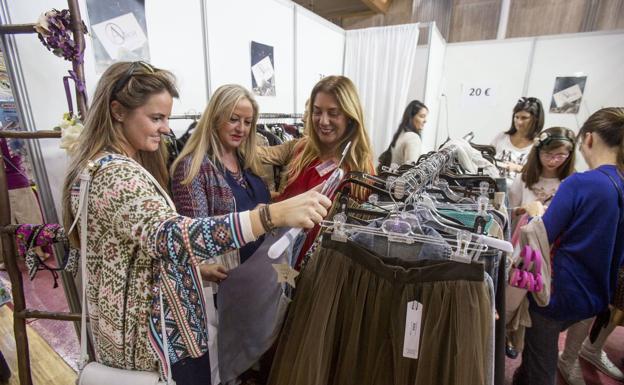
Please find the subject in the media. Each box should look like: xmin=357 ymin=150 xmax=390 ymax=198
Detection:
xmin=391 ymin=131 xmax=422 ymax=166
xmin=508 ymin=174 xmax=561 ymax=209
xmin=491 ymin=132 xmax=533 ymax=180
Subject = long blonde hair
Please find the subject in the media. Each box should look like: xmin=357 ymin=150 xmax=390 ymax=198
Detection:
xmin=62 ymin=61 xmax=178 ymax=247
xmin=287 ymin=76 xmax=374 ymax=186
xmin=170 ymin=84 xmax=261 ymax=184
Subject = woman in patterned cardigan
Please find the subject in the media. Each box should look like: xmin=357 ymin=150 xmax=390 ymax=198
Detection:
xmin=61 ymin=62 xmax=330 ymax=385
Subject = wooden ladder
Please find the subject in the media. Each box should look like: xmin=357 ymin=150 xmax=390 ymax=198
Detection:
xmin=0 ymin=1 xmax=89 ymax=383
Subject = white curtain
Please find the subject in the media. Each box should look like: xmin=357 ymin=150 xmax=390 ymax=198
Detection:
xmin=344 ymin=24 xmax=420 ymax=161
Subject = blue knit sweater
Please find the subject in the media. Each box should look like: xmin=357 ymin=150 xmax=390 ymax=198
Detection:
xmin=534 ymin=165 xmax=624 ymax=321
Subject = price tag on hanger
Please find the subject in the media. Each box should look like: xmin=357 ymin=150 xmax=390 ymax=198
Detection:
xmin=403 ymin=300 xmax=423 ymax=359
xmin=315 ymin=159 xmax=338 ymax=177
xmin=272 ymin=263 xmax=299 ymax=288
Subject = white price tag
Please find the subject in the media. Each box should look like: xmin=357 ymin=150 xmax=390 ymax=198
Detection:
xmin=403 ymin=300 xmax=423 ymax=359
xmin=461 ymin=84 xmax=497 ymax=107
xmin=272 ymin=263 xmax=299 ymax=288
xmin=315 ymin=159 xmax=338 ymax=177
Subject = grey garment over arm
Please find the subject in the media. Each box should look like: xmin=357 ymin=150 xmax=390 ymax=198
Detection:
xmin=217 ymin=227 xmax=298 ymax=383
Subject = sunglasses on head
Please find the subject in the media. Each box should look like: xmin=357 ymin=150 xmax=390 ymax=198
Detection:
xmin=111 ymin=61 xmax=157 ymax=98
xmin=517 ymin=97 xmax=539 ymax=106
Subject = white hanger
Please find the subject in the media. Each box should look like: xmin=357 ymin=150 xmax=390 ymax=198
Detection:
xmin=321 ymin=215 xmax=489 ymax=263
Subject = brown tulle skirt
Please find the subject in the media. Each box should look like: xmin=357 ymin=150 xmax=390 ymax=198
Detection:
xmin=268 ymin=237 xmax=493 ymax=385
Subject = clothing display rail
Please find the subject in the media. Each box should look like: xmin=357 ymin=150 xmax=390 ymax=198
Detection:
xmin=310 ymin=144 xmax=513 ymax=384
xmin=170 ymin=112 xmax=303 ymax=120
xmin=390 ymin=144 xmax=458 ymax=199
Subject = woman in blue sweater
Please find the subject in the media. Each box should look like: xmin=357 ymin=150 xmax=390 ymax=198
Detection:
xmin=513 ymin=107 xmax=624 ymax=385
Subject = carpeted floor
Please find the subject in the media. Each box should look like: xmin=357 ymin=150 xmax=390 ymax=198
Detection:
xmin=0 ymin=264 xmax=79 ymax=371
xmin=504 ymin=324 xmax=624 ymax=384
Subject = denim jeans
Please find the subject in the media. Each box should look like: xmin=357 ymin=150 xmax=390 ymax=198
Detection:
xmin=513 ymin=308 xmax=576 ymax=385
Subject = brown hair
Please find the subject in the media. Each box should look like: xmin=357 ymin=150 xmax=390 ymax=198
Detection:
xmin=578 ymin=107 xmax=624 ymax=173
xmin=505 ymin=97 xmax=545 ymax=140
xmin=62 ymin=61 xmax=179 ymax=247
xmin=521 ymin=126 xmax=576 ymax=189
xmin=377 ymin=100 xmax=428 ymax=171
xmin=287 ymin=76 xmax=374 ymax=187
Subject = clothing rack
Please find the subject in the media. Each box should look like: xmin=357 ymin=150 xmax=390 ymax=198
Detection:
xmin=391 ymin=145 xmax=458 ymax=199
xmin=383 ymin=143 xmax=507 ymax=385
xmin=258 ymin=113 xmax=302 ymax=120
xmin=169 ymin=113 xmax=200 ymax=120
xmin=169 ymin=112 xmax=304 ymax=120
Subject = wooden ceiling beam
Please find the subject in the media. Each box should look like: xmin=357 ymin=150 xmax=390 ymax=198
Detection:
xmin=323 ymin=8 xmax=376 ymax=18
xmin=361 ymin=0 xmax=393 ymax=14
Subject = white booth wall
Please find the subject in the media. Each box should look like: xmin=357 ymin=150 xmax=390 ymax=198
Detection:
xmin=526 ymin=32 xmax=624 ymax=130
xmin=1 ymin=0 xmax=346 ymax=219
xmin=436 ymin=38 xmax=534 ymax=146
xmin=295 ymin=6 xmax=345 ymax=114
xmin=205 ymin=0 xmax=295 ymax=114
xmin=205 ymin=0 xmax=346 ymax=116
xmin=3 ymin=0 xmax=624 ymax=221
xmin=421 ymin=24 xmax=446 ymax=155
xmin=438 ymin=30 xmax=624 ymax=147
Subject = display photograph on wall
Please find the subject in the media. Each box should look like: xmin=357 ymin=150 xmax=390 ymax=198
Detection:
xmin=250 ymin=40 xmax=276 ymax=96
xmin=86 ymin=0 xmax=150 ymax=73
xmin=549 ymin=75 xmax=587 ymax=114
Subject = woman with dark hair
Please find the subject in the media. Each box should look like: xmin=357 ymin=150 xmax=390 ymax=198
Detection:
xmin=508 ymin=126 xmax=576 ymax=218
xmin=377 ymin=100 xmax=428 ymax=171
xmin=492 ymin=97 xmax=545 ymax=178
xmin=513 ymin=107 xmax=624 ymax=385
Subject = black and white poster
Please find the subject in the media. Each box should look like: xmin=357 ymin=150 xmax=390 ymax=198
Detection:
xmin=250 ymin=41 xmax=276 ymax=97
xmin=549 ymin=76 xmax=587 ymax=114
xmin=86 ymin=0 xmax=150 ymax=73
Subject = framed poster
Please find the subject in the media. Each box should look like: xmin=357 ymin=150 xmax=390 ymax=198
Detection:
xmin=250 ymin=41 xmax=276 ymax=97
xmin=549 ymin=76 xmax=587 ymax=114
xmin=86 ymin=0 xmax=150 ymax=73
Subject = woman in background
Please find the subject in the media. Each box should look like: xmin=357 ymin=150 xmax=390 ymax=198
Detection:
xmin=377 ymin=100 xmax=428 ymax=172
xmin=513 ymin=108 xmax=624 ymax=385
xmin=508 ymin=126 xmax=576 ymax=219
xmin=492 ymin=97 xmax=544 ymax=181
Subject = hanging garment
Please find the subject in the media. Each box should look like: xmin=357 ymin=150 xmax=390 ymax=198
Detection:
xmin=351 ymin=218 xmax=452 ymax=261
xmin=217 ymin=227 xmax=301 ymax=384
xmin=505 ymin=217 xmax=552 ymax=352
xmin=268 ymin=238 xmax=493 ymax=385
